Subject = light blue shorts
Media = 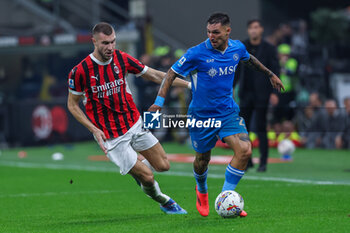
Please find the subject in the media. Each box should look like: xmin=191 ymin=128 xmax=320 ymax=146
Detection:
xmin=189 ymin=112 xmax=248 ymax=153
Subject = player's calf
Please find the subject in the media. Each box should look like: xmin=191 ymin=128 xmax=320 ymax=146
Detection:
xmin=129 ymin=160 xmax=155 ymax=186
xmin=193 ymin=151 xmax=211 ymax=174
xmin=138 ymin=172 xmax=154 ymax=187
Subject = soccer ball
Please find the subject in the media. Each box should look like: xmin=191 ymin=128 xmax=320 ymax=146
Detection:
xmin=52 ymin=152 xmax=64 ymax=161
xmin=277 ymin=139 xmax=295 ymax=155
xmin=215 ymin=190 xmax=244 ymax=218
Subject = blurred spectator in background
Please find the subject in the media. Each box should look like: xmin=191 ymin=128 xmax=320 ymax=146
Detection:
xmin=291 ymin=19 xmax=308 ymax=60
xmin=273 ymin=44 xmax=298 ymax=122
xmin=266 ymin=23 xmax=292 ymax=46
xmin=277 ymin=120 xmax=301 ymax=146
xmin=299 ymin=92 xmax=323 ymax=148
xmin=266 ymin=27 xmax=284 ymax=46
xmin=342 ymin=97 xmax=350 ymax=149
xmin=321 ymin=100 xmax=345 ymax=149
xmin=307 ymin=99 xmax=345 ymax=149
xmin=309 ymin=92 xmax=323 ymax=111
xmin=297 ymin=105 xmax=314 ymax=147
xmin=279 ymin=23 xmax=293 ymax=45
xmin=235 ymin=19 xmax=280 ymax=172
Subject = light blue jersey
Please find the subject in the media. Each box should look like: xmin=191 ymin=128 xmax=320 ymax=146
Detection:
xmin=172 ymin=39 xmax=250 ymax=118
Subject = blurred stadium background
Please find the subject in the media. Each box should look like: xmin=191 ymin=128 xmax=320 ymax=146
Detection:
xmin=0 ymin=0 xmax=349 ymax=149
xmin=0 ymin=1 xmax=350 ymax=232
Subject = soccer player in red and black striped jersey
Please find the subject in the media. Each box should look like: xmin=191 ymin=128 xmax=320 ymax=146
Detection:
xmin=67 ymin=22 xmax=189 ymax=214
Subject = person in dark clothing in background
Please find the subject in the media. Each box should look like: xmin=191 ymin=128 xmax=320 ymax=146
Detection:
xmin=234 ymin=19 xmax=280 ymax=172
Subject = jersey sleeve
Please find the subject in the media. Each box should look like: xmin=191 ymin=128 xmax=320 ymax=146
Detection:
xmin=238 ymin=41 xmax=250 ymax=61
xmin=68 ymin=66 xmax=84 ymax=95
xmin=171 ymin=48 xmax=197 ymax=78
xmin=123 ymin=52 xmax=148 ymax=77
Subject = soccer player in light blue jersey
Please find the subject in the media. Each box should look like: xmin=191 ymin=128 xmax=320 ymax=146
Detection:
xmin=149 ymin=13 xmax=284 ymax=217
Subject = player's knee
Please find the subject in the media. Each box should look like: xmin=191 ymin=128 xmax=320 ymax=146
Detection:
xmin=154 ymin=160 xmax=170 ymax=172
xmin=197 ymin=156 xmax=210 ymax=167
xmin=239 ymin=142 xmax=252 ymax=161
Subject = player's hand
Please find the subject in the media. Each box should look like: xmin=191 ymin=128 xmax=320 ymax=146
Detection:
xmin=148 ymin=104 xmax=162 ymax=112
xmin=270 ymin=74 xmax=285 ymax=92
xmin=93 ymin=128 xmax=107 ymax=154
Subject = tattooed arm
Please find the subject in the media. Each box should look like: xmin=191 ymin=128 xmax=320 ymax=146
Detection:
xmin=243 ymin=54 xmax=274 ymax=77
xmin=243 ymin=54 xmax=285 ymax=91
xmin=158 ymin=69 xmax=177 ymax=98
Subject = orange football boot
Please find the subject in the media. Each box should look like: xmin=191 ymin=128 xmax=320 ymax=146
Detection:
xmin=195 ymin=186 xmax=209 ymax=217
xmin=240 ymin=210 xmax=248 ymax=217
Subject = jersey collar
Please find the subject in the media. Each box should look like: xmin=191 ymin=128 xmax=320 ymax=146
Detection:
xmin=205 ymin=38 xmax=233 ymax=54
xmin=90 ymin=53 xmax=113 ymax=65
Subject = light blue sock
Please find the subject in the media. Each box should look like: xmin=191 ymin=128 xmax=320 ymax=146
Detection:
xmin=194 ymin=169 xmax=208 ymax=194
xmin=222 ymin=164 xmax=245 ymax=192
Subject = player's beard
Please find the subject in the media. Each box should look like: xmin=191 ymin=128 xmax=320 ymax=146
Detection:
xmin=213 ymin=40 xmax=225 ymax=51
xmin=211 ymin=35 xmax=228 ymax=51
xmin=98 ymin=48 xmax=112 ymax=62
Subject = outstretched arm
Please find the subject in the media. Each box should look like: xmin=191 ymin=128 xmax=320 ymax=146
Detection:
xmin=148 ymin=69 xmax=177 ymax=112
xmin=141 ymin=67 xmax=190 ymax=89
xmin=243 ymin=54 xmax=285 ymax=92
xmin=67 ymin=92 xmax=107 ymax=153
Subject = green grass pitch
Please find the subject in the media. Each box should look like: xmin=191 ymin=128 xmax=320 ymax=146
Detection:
xmin=0 ymin=142 xmax=349 ymax=233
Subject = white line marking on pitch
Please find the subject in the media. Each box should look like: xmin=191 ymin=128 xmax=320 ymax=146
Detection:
xmin=1 ymin=160 xmax=349 ymax=186
xmin=0 ymin=190 xmax=120 ymax=198
xmin=164 ymin=171 xmax=350 ymax=186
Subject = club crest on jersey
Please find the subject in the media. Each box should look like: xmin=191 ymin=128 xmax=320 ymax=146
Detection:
xmin=114 ymin=64 xmax=120 ymax=74
xmin=207 ymin=67 xmax=218 ymax=78
xmin=233 ymin=53 xmax=239 ymax=61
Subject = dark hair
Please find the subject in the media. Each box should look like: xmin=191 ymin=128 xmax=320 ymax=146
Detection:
xmin=247 ymin=19 xmax=263 ymax=27
xmin=92 ymin=22 xmax=114 ymax=36
xmin=207 ymin=12 xmax=230 ymax=26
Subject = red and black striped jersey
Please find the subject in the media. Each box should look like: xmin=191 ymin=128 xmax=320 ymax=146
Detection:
xmin=68 ymin=50 xmax=147 ymax=139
